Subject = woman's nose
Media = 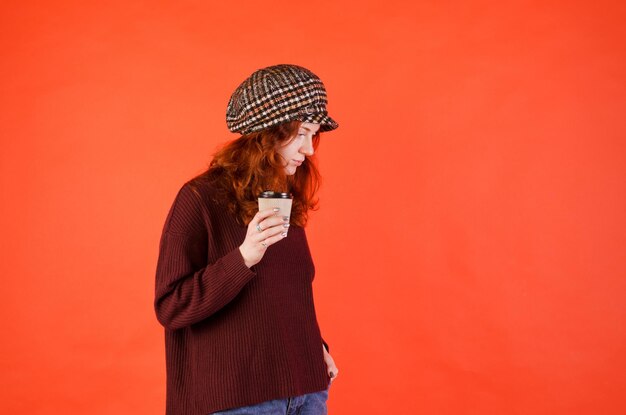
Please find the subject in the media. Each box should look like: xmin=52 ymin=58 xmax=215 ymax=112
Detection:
xmin=300 ymin=135 xmax=314 ymax=156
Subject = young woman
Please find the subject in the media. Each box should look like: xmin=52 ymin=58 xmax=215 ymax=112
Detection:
xmin=154 ymin=64 xmax=339 ymax=415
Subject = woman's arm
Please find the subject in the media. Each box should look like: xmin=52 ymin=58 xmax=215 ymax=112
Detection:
xmin=154 ymin=184 xmax=256 ymax=330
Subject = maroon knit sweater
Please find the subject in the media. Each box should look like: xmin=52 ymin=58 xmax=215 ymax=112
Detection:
xmin=154 ymin=179 xmax=330 ymax=415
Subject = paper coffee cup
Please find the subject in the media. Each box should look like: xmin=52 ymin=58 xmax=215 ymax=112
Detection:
xmin=258 ymin=191 xmax=293 ymax=219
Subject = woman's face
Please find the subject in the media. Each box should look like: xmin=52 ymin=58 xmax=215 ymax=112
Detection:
xmin=276 ymin=122 xmax=320 ymax=175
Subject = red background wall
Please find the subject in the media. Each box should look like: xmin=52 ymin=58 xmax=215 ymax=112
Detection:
xmin=1 ymin=1 xmax=625 ymax=414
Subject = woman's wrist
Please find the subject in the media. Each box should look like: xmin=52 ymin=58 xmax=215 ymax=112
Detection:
xmin=239 ymin=246 xmax=256 ymax=268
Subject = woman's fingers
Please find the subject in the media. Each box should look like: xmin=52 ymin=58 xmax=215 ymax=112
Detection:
xmin=257 ymin=218 xmax=289 ymax=238
xmin=259 ymin=230 xmax=288 ymax=248
xmin=252 ymin=209 xmax=290 ymax=245
xmin=252 ymin=208 xmax=282 ymax=228
xmin=255 ymin=218 xmax=288 ymax=249
xmin=255 ymin=214 xmax=289 ymax=234
xmin=239 ymin=208 xmax=290 ymax=268
xmin=322 ymin=346 xmax=338 ymax=381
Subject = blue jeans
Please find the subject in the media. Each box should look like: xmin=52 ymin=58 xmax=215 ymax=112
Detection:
xmin=210 ymin=383 xmax=331 ymax=415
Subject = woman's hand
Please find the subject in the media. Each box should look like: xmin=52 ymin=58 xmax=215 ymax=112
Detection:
xmin=323 ymin=344 xmax=339 ymax=383
xmin=239 ymin=208 xmax=290 ymax=268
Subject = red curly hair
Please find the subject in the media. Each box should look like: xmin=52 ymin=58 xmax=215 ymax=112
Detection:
xmin=188 ymin=120 xmax=322 ymax=227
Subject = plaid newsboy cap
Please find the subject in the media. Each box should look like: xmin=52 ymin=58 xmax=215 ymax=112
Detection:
xmin=226 ymin=64 xmax=339 ymax=134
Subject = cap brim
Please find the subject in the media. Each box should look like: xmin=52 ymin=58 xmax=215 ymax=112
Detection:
xmin=300 ymin=112 xmax=339 ymax=132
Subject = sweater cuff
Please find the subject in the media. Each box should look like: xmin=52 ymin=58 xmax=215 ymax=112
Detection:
xmin=226 ymin=247 xmax=256 ymax=279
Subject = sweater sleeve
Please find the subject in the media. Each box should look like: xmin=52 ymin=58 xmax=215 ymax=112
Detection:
xmin=154 ymin=184 xmax=256 ymax=330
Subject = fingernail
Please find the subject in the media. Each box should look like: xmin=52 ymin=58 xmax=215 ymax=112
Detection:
xmin=281 ymin=232 xmax=287 ymax=237
xmin=283 ymin=223 xmax=290 ymax=228
xmin=330 ymin=372 xmax=335 ymax=378
xmin=273 ymin=208 xmax=280 ymax=212
xmin=282 ymin=216 xmax=289 ymax=222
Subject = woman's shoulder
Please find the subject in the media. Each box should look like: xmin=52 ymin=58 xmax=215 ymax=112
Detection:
xmin=182 ymin=174 xmax=212 ymax=198
xmin=161 ymin=176 xmax=223 ymax=232
xmin=181 ymin=172 xmax=230 ymax=211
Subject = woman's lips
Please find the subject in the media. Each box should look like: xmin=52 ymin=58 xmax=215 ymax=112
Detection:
xmin=293 ymin=160 xmax=303 ymax=166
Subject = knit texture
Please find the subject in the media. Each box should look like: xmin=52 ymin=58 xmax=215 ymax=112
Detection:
xmin=154 ymin=179 xmax=330 ymax=415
